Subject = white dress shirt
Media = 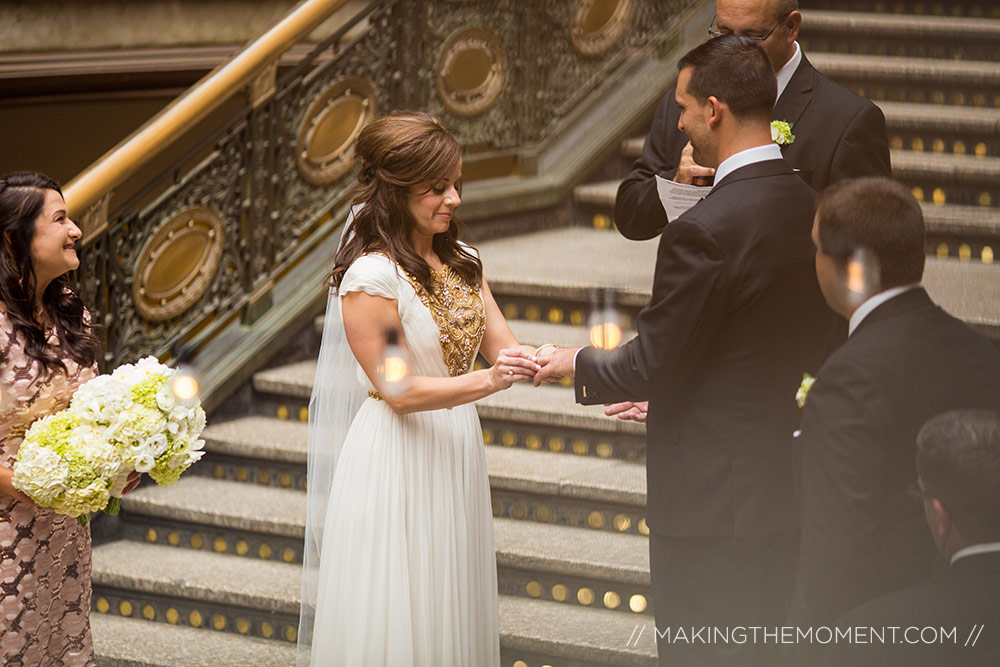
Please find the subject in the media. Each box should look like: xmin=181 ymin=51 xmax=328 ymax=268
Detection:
xmin=713 ymin=143 xmax=784 ymax=188
xmin=951 ymin=541 xmax=1000 ymax=566
xmin=775 ymin=42 xmax=802 ymax=103
xmin=848 ymin=285 xmax=920 ymax=336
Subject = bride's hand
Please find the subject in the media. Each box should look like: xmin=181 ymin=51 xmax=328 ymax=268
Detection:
xmin=489 ymin=348 xmax=540 ymax=390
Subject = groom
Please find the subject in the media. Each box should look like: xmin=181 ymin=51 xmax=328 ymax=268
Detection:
xmin=536 ymin=35 xmax=836 ymax=665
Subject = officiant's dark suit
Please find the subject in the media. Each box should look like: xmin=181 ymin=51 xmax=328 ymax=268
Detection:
xmin=614 ymin=0 xmax=890 ymax=241
xmin=818 ymin=410 xmax=1000 ymax=666
xmin=570 ymin=36 xmax=837 ymax=665
xmin=789 ymin=179 xmax=1000 ymax=626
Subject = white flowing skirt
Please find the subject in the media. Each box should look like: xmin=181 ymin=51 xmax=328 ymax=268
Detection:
xmin=311 ymin=398 xmax=500 ymax=666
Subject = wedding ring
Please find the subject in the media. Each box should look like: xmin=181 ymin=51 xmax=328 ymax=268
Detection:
xmin=508 ymin=368 xmax=514 ymax=375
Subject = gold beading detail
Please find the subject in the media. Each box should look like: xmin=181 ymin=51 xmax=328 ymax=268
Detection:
xmin=402 ymin=265 xmax=485 ymax=377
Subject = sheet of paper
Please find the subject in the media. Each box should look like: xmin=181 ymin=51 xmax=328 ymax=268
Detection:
xmin=655 ymin=175 xmax=712 ymax=223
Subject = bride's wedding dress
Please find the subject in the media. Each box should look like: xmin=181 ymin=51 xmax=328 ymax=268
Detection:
xmin=307 ymin=253 xmax=500 ymax=666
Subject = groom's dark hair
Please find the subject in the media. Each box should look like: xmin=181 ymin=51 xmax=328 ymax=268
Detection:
xmin=677 ymin=35 xmax=775 ymax=120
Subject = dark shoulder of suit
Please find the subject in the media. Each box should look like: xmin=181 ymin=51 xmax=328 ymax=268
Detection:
xmin=819 ymin=553 xmax=1000 ymax=666
xmin=833 ymin=291 xmax=1000 ymax=412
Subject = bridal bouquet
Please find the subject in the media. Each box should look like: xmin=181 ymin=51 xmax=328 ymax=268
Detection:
xmin=12 ymin=357 xmax=206 ymax=524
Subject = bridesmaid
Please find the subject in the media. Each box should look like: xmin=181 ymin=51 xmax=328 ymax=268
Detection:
xmin=0 ymin=172 xmax=131 ymax=664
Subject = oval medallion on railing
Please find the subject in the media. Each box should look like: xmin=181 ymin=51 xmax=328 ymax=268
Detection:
xmin=133 ymin=207 xmax=224 ymax=322
xmin=571 ymin=0 xmax=634 ymax=57
xmin=436 ymin=27 xmax=506 ymax=117
xmin=297 ymin=77 xmax=377 ymax=186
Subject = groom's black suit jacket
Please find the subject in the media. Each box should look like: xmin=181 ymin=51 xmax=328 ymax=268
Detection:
xmin=790 ymin=288 xmax=1000 ymax=625
xmin=576 ymin=158 xmax=837 ymax=538
xmin=614 ymin=54 xmax=891 ymax=240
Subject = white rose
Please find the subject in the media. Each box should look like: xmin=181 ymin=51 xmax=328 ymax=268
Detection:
xmin=144 ymin=433 xmax=169 ymax=457
xmin=134 ymin=453 xmax=155 ymax=473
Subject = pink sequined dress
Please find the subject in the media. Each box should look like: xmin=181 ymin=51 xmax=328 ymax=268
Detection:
xmin=0 ymin=307 xmax=98 ymax=665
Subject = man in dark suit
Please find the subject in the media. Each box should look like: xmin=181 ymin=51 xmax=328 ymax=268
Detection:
xmin=614 ymin=0 xmax=891 ymax=241
xmin=820 ymin=409 xmax=1000 ymax=666
xmin=535 ymin=35 xmax=836 ymax=665
xmin=790 ymin=178 xmax=1000 ymax=626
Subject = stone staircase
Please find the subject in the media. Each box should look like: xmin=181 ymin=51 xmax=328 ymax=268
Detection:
xmin=86 ymin=3 xmax=1000 ymax=665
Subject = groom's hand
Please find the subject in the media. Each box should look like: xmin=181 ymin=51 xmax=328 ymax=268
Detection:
xmin=533 ymin=347 xmax=579 ymax=386
xmin=605 ymin=401 xmax=648 ymax=423
xmin=674 ymin=142 xmax=715 ymax=185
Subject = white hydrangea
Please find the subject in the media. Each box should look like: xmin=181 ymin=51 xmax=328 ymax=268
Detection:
xmin=12 ymin=356 xmax=208 ymax=522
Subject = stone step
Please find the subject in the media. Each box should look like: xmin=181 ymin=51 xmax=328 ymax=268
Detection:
xmin=120 ymin=475 xmax=305 ymax=563
xmin=801 ymin=10 xmax=1000 ymax=61
xmin=153 ymin=426 xmax=648 ymax=532
xmin=922 ymin=256 xmax=1000 ymax=346
xmin=109 ymin=482 xmax=652 ymax=621
xmin=91 ymin=540 xmax=301 ymax=644
xmin=880 ymin=102 xmax=1000 ymax=160
xmin=574 ymin=175 xmax=1000 ymax=246
xmin=924 ymin=204 xmax=1000 ymax=262
xmin=96 ymin=595 xmax=661 ymax=667
xmin=802 ymin=1 xmax=1000 ymax=20
xmin=809 ymin=52 xmax=1000 ymax=108
xmin=893 ymin=150 xmax=1000 ymax=209
xmin=500 ymin=595 xmax=657 ymax=667
xmin=809 ymin=52 xmax=1000 ymax=89
xmin=92 ymin=613 xmax=296 ymax=666
xmin=479 ymin=228 xmax=658 ymax=321
xmin=495 ymin=517 xmax=651 ymax=616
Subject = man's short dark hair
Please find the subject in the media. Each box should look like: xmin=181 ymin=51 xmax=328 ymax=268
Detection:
xmin=917 ymin=410 xmax=1000 ymax=544
xmin=815 ymin=177 xmax=925 ymax=289
xmin=677 ymin=35 xmax=776 ymax=119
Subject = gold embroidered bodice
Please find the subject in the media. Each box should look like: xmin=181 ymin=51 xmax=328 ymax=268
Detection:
xmin=401 ymin=265 xmax=485 ymax=377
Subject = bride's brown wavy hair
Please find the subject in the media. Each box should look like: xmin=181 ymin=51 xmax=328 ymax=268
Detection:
xmin=0 ymin=172 xmax=100 ymax=376
xmin=327 ymin=111 xmax=482 ymax=293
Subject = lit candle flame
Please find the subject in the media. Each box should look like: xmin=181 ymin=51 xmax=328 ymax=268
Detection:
xmin=589 ymin=321 xmax=623 ymax=350
xmin=383 ymin=356 xmax=409 ymax=384
xmin=847 ymin=259 xmax=865 ymax=294
xmin=379 ymin=330 xmax=410 ymax=396
xmin=172 ymin=371 xmax=199 ymax=401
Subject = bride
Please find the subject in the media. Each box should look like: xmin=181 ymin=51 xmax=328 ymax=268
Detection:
xmin=298 ymin=111 xmax=540 ymax=666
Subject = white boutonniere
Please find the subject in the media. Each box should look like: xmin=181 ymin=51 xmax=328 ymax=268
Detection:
xmin=771 ymin=120 xmax=795 ymax=146
xmin=795 ymin=372 xmax=815 ymax=408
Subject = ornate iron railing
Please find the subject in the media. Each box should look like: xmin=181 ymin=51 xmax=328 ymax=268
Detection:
xmin=64 ymin=0 xmax=705 ymax=402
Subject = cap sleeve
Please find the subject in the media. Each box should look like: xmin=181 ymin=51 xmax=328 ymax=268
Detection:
xmin=339 ymin=254 xmax=400 ymax=300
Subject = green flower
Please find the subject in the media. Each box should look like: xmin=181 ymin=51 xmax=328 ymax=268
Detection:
xmin=771 ymin=120 xmax=795 ymax=146
xmin=796 ymin=373 xmax=815 ymax=408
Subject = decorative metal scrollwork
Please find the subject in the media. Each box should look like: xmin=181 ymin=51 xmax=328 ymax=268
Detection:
xmin=571 ymin=0 xmax=634 ymax=57
xmin=296 ymin=77 xmax=377 ymax=186
xmin=133 ymin=207 xmax=225 ymax=322
xmin=436 ymin=27 xmax=506 ymax=117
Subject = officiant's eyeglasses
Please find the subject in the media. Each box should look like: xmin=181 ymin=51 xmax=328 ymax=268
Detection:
xmin=708 ymin=13 xmax=790 ymax=42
